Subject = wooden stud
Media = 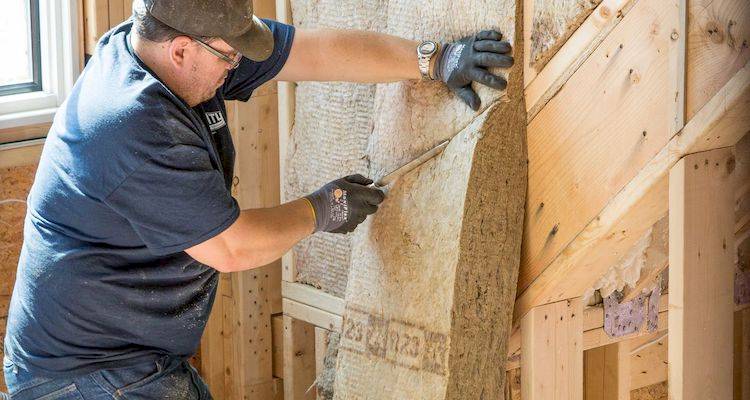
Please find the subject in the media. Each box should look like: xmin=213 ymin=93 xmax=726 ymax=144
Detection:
xmin=271 ymin=314 xmax=284 ymax=379
xmin=584 ymin=341 xmax=630 ymax=400
xmin=521 ymin=298 xmax=583 ymax=400
xmin=283 ymin=315 xmax=316 ymax=400
xmin=107 ymin=0 xmax=125 ymax=28
xmin=82 ymin=0 xmax=109 ymax=55
xmin=231 ymin=266 xmax=276 ymax=399
xmin=275 ymin=0 xmax=296 ymax=283
xmin=233 ymin=95 xmax=280 ymax=210
xmin=668 ymin=147 xmax=735 ymax=400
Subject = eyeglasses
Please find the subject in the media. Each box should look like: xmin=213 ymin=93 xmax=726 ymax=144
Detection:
xmin=190 ymin=37 xmax=243 ymax=69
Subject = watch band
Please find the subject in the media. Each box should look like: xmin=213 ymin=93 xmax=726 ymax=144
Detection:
xmin=417 ymin=41 xmax=438 ymax=80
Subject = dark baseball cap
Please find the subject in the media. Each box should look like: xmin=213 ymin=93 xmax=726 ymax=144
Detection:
xmin=140 ymin=0 xmax=274 ymax=61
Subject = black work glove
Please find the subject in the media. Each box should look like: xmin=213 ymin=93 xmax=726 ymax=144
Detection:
xmin=434 ymin=30 xmax=514 ymax=111
xmin=304 ymin=174 xmax=385 ymax=234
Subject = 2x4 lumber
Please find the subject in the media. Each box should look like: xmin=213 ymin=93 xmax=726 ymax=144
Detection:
xmin=282 ymin=298 xmax=341 ymax=331
xmin=201 ymin=274 xmax=230 ymax=399
xmin=668 ymin=147 xmax=735 ymax=400
xmin=0 ymin=140 xmax=45 ymax=169
xmin=507 ymin=293 xmax=668 ymax=370
xmin=521 ymin=298 xmax=584 ymax=400
xmin=282 ymin=281 xmax=345 ymax=316
xmin=582 ymin=310 xmax=667 ymax=351
xmin=685 ymin=0 xmax=750 ymax=121
xmin=524 ymin=0 xmax=636 ymax=118
xmin=0 ymin=122 xmax=51 ymax=144
xmin=272 ymin=314 xmax=284 ymax=379
xmin=283 ymin=315 xmax=316 ymax=400
xmin=514 ymin=60 xmax=750 ymax=323
xmin=230 ymin=266 xmax=277 ymax=397
xmin=232 ymin=96 xmax=281 ymax=211
xmin=520 ymin=0 xmax=680 ymax=298
xmin=83 ymin=0 xmax=109 ymax=55
xmin=107 ymin=0 xmax=126 ymax=29
xmin=583 ymin=341 xmax=630 ymax=400
xmin=274 ymin=0 xmax=296 ymax=284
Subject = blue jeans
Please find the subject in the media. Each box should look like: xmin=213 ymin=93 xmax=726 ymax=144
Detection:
xmin=3 ymin=356 xmax=212 ymax=399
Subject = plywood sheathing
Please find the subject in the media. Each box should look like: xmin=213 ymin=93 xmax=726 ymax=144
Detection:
xmin=0 ymin=164 xmax=37 ymax=392
xmin=284 ymin=1 xmax=387 ymax=297
xmin=528 ymin=0 xmax=602 ymax=72
xmin=333 ymin=0 xmax=526 ymax=397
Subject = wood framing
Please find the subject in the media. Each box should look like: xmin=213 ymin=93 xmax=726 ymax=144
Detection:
xmin=668 ymin=147 xmax=735 ymax=400
xmin=584 ymin=341 xmax=630 ymax=400
xmin=520 ymin=0 xmax=681 ymax=297
xmin=515 ymin=60 xmax=750 ymax=323
xmin=521 ymin=298 xmax=583 ymax=400
xmin=524 ymin=0 xmax=637 ymax=117
xmin=0 ymin=140 xmax=45 ymax=169
xmin=283 ymin=315 xmax=316 ymax=400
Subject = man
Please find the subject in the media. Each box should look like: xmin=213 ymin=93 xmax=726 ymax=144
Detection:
xmin=3 ymin=0 xmax=513 ymax=398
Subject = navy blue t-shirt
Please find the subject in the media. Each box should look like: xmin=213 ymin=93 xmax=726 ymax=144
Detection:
xmin=4 ymin=18 xmax=294 ymax=377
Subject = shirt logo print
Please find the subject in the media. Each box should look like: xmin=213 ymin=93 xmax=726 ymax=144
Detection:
xmin=205 ymin=111 xmax=226 ymax=132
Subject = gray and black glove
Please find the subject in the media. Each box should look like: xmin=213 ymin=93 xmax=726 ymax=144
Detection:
xmin=304 ymin=174 xmax=385 ymax=234
xmin=435 ymin=30 xmax=514 ymax=111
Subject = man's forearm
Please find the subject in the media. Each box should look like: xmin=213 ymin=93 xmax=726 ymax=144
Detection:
xmin=186 ymin=199 xmax=314 ymax=272
xmin=227 ymin=199 xmax=314 ymax=271
xmin=276 ymin=28 xmax=429 ymax=83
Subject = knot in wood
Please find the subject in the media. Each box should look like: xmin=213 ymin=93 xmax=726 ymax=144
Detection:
xmin=705 ymin=21 xmax=724 ymax=44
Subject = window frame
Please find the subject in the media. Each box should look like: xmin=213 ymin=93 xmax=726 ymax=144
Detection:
xmin=0 ymin=0 xmax=81 ymax=139
xmin=0 ymin=0 xmax=43 ymax=97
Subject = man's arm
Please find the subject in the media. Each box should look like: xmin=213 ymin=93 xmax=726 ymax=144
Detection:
xmin=185 ymin=199 xmax=314 ymax=273
xmin=186 ymin=175 xmax=384 ymax=273
xmin=274 ymin=28 xmax=514 ymax=110
xmin=275 ymin=28 xmax=423 ymax=83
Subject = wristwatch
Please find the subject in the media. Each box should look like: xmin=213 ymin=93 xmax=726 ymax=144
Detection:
xmin=417 ymin=41 xmax=439 ymax=80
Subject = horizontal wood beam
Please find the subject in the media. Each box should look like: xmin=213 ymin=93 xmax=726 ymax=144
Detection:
xmin=507 ymin=294 xmax=669 ymax=370
xmin=0 ymin=139 xmax=45 ymax=169
xmin=281 ymin=281 xmax=344 ymax=316
xmin=514 ymin=61 xmax=750 ymax=324
xmin=282 ymin=298 xmax=341 ymax=332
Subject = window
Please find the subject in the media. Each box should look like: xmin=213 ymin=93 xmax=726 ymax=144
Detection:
xmin=0 ymin=0 xmax=81 ymax=142
xmin=0 ymin=0 xmax=42 ymax=97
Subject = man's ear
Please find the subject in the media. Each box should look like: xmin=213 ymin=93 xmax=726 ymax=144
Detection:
xmin=168 ymin=36 xmax=193 ymax=70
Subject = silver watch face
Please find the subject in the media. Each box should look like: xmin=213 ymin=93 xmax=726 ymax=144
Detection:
xmin=419 ymin=41 xmax=437 ymax=56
